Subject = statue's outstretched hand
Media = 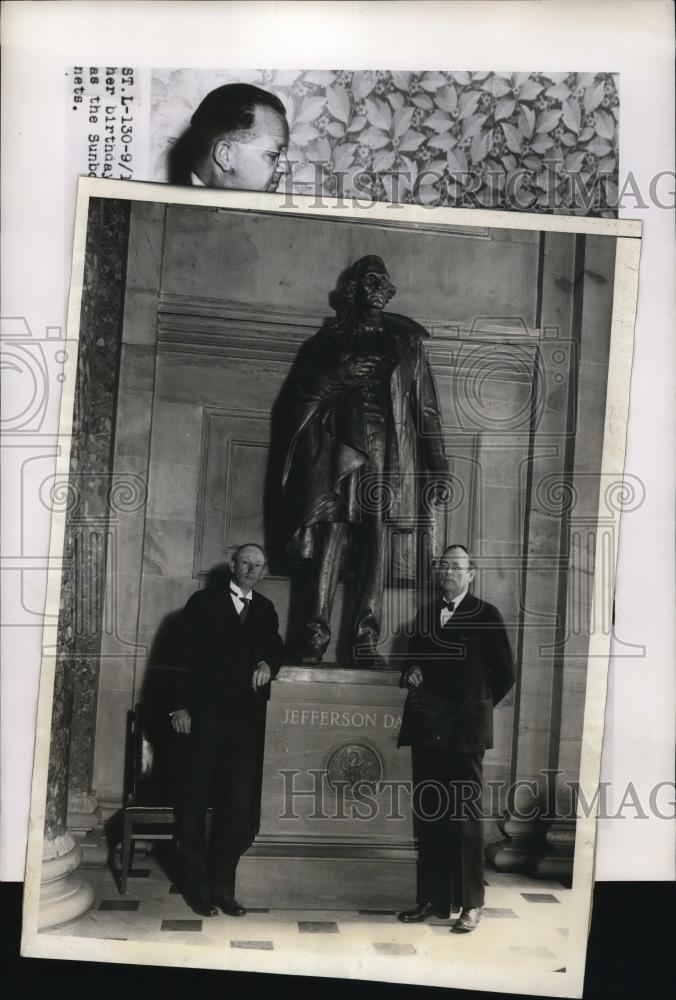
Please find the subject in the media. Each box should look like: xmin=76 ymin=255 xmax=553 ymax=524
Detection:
xmin=338 ymin=357 xmax=379 ymax=384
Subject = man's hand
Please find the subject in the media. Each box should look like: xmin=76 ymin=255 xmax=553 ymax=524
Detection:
xmin=405 ymin=666 xmax=423 ymax=688
xmin=141 ymin=737 xmax=154 ymax=776
xmin=170 ymin=708 xmax=191 ymax=734
xmin=252 ymin=661 xmax=272 ymax=690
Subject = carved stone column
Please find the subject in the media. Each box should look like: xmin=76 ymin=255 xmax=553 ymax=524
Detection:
xmin=39 ymin=660 xmax=94 ymax=929
xmin=39 ymin=197 xmax=131 ymax=923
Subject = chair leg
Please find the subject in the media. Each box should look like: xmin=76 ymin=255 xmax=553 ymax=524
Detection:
xmin=120 ymin=815 xmax=132 ymax=895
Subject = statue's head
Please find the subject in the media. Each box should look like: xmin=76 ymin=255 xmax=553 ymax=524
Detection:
xmin=341 ymin=255 xmax=396 ymax=311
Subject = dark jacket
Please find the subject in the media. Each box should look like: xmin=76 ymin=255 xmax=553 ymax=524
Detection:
xmin=175 ymin=586 xmax=285 ymax=735
xmin=398 ymin=592 xmax=515 ymax=753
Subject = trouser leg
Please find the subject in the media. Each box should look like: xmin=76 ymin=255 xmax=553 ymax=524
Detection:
xmin=208 ymin=730 xmax=257 ymax=899
xmin=411 ymin=747 xmax=486 ymax=910
xmin=352 ymin=510 xmax=387 ymax=657
xmin=447 ymin=752 xmax=485 ymax=910
xmin=352 ymin=431 xmax=388 ymax=661
xmin=304 ymin=522 xmax=348 ymax=658
xmin=411 ymin=745 xmax=452 ymax=911
xmin=177 ymin=736 xmax=214 ymax=903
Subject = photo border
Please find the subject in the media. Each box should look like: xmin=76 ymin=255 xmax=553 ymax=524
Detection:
xmin=21 ymin=176 xmax=642 ymax=998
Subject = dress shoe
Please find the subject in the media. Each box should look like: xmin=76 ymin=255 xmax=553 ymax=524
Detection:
xmin=397 ymin=902 xmax=450 ymax=923
xmin=213 ymin=895 xmax=247 ymax=917
xmin=183 ymin=895 xmax=218 ymax=918
xmin=451 ymin=906 xmax=483 ymax=933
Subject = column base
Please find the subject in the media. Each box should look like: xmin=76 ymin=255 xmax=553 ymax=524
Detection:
xmin=39 ymin=833 xmax=95 ymax=930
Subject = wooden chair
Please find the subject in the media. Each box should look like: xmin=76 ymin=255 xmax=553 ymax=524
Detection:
xmin=119 ymin=703 xmax=176 ymax=894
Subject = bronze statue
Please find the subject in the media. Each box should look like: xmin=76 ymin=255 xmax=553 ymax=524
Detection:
xmin=282 ymin=255 xmax=448 ymax=667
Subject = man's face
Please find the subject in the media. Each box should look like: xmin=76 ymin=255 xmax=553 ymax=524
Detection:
xmin=357 ymin=268 xmax=395 ymax=311
xmin=230 ymin=546 xmax=266 ymax=593
xmin=434 ymin=547 xmax=476 ymax=599
xmin=221 ymin=104 xmax=290 ymax=192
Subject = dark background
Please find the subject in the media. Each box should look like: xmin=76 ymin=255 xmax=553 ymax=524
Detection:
xmin=2 ymin=882 xmax=672 ymax=999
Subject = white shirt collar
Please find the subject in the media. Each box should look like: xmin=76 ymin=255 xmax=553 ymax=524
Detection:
xmin=190 ymin=171 xmax=205 ymax=187
xmin=229 ymin=580 xmax=251 ymax=599
xmin=441 ymin=587 xmax=468 ymax=610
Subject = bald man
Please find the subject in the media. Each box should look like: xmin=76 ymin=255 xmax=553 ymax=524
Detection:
xmin=171 ymin=544 xmax=285 ymax=917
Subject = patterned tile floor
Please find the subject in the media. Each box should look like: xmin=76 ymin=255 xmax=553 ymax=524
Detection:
xmin=41 ymin=857 xmax=572 ymax=975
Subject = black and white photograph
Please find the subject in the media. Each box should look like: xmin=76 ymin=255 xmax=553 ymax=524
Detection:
xmin=147 ymin=66 xmax=620 ymax=214
xmin=18 ymin=177 xmax=640 ymax=997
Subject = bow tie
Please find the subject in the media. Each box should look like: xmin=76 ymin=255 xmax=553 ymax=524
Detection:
xmin=441 ymin=598 xmax=456 ymax=610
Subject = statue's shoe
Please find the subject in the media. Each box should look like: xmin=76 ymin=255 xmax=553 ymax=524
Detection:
xmin=301 ymin=646 xmax=325 ymax=664
xmin=302 ymin=622 xmax=330 ymax=663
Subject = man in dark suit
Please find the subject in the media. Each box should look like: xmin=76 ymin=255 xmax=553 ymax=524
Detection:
xmin=170 ymin=543 xmax=285 ymax=917
xmin=170 ymin=83 xmax=290 ymax=191
xmin=397 ymin=544 xmax=515 ymax=933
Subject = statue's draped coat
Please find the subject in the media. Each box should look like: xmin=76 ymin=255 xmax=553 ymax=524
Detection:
xmin=282 ymin=311 xmax=448 ymax=576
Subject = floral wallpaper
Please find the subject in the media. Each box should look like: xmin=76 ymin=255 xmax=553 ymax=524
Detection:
xmin=152 ymin=68 xmax=619 ymax=216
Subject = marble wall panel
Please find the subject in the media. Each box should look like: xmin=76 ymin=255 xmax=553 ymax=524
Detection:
xmin=117 ymin=343 xmax=156 ymax=396
xmin=96 ymin=654 xmax=136 ymax=695
xmin=154 ymin=353 xmax=288 ymax=411
xmin=481 ymin=440 xmax=531 ymax=490
xmin=146 ymin=399 xmax=203 ymax=465
xmin=103 ymin=569 xmax=144 ymax=644
xmin=142 ymin=517 xmax=197 ymax=579
xmin=108 ymin=509 xmax=147 ymax=581
xmin=556 ymin=737 xmax=585 ymax=781
xmin=522 ymin=508 xmax=566 ymax=560
xmin=558 ymin=669 xmax=588 ymax=744
xmin=578 ymin=235 xmax=616 ymax=368
xmin=91 ymin=688 xmax=135 ymax=802
xmin=146 ymin=459 xmax=200 ymax=521
xmin=477 ymin=485 xmax=524 ymax=547
xmin=113 ymin=392 xmax=154 ymax=459
xmin=122 ymin=202 xmax=165 ymax=346
xmin=161 ymin=207 xmax=539 ymax=328
xmin=458 ymin=377 xmax=535 ymax=438
xmin=573 ymin=363 xmax=611 ymax=473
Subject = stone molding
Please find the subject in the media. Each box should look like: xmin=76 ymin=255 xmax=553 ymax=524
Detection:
xmin=157 ymin=294 xmax=540 ymax=382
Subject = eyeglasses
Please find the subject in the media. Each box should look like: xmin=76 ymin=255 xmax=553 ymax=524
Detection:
xmin=229 ymin=140 xmax=288 ymax=166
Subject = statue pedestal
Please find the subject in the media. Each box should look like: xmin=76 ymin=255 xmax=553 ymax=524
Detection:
xmin=237 ymin=666 xmax=416 ymax=909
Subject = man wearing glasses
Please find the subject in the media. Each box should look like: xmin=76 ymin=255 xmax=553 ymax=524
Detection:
xmin=397 ymin=544 xmax=515 ymax=933
xmin=170 ymin=544 xmax=285 ymax=918
xmin=172 ymin=82 xmax=290 ymax=192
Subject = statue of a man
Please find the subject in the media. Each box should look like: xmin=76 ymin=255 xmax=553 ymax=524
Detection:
xmin=282 ymin=255 xmax=448 ymax=666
